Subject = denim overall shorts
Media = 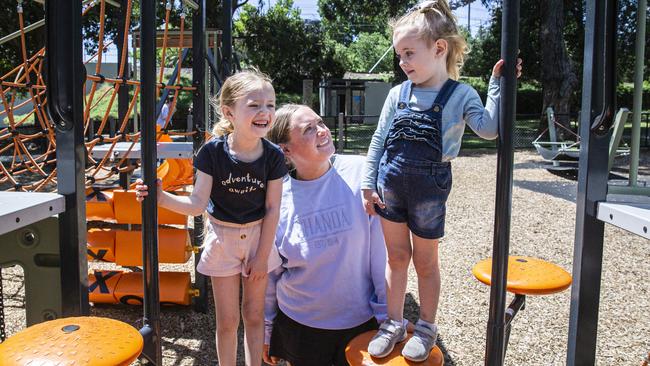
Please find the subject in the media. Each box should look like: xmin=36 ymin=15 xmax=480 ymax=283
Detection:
xmin=375 ymin=79 xmax=459 ymax=239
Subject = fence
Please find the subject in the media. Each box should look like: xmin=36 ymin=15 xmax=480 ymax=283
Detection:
xmin=323 ymin=111 xmax=650 ymax=154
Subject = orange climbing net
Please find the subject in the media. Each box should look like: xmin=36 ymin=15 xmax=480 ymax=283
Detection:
xmin=0 ymin=0 xmax=196 ymax=192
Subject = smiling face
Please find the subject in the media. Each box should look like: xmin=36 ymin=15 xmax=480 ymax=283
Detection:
xmin=222 ymin=81 xmax=276 ymax=139
xmin=283 ymin=106 xmax=335 ymax=170
xmin=393 ymin=26 xmax=447 ymax=87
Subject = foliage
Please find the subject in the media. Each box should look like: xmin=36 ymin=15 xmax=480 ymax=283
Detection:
xmin=317 ymin=0 xmax=415 ymax=45
xmin=471 ymin=0 xmax=649 ymax=84
xmin=0 ymin=2 xmax=44 ymax=77
xmin=332 ymin=31 xmax=393 ymax=73
xmin=235 ymin=0 xmax=341 ymax=93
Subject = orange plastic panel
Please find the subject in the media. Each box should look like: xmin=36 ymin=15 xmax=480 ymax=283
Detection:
xmin=114 ymin=229 xmax=191 ymax=266
xmin=86 ymin=190 xmax=115 ymax=221
xmin=113 ymin=271 xmax=191 ymax=305
xmin=472 ymin=256 xmax=572 ymax=295
xmin=156 ymin=124 xmax=173 ymax=142
xmin=0 ymin=316 xmax=143 ymax=366
xmin=112 ymin=189 xmax=187 ymax=225
xmin=161 ymin=159 xmax=181 ymax=189
xmin=88 ymin=270 xmax=123 ymax=304
xmin=345 ymin=331 xmax=443 ymax=366
xmin=87 ymin=229 xmax=116 ymax=262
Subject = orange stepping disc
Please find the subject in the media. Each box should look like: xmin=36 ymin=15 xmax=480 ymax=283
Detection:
xmin=472 ymin=256 xmax=572 ymax=295
xmin=345 ymin=331 xmax=443 ymax=366
xmin=0 ymin=316 xmax=143 ymax=366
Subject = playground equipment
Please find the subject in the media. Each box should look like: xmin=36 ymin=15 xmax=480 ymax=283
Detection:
xmin=567 ymin=1 xmax=649 ymax=365
xmin=0 ymin=0 xmax=226 ymax=363
xmin=0 ymin=316 xmax=143 ymax=365
xmin=532 ymin=107 xmax=631 ymax=172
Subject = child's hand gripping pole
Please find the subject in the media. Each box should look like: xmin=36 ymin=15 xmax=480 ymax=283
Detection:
xmin=134 ymin=178 xmax=163 ymax=203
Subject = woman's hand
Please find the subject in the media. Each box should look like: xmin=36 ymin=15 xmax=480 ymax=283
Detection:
xmin=362 ymin=189 xmax=385 ymax=215
xmin=492 ymin=58 xmax=523 ymax=78
xmin=263 ymin=344 xmax=281 ymax=365
xmin=245 ymin=254 xmax=268 ymax=281
xmin=134 ymin=178 xmax=162 ymax=202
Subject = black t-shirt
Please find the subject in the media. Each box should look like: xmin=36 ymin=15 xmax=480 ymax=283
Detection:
xmin=194 ymin=135 xmax=288 ymax=224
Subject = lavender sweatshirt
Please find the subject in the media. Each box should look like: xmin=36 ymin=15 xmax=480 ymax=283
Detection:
xmin=264 ymin=155 xmax=387 ymax=343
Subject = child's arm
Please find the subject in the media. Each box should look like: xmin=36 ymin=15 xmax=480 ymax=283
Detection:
xmin=134 ymin=170 xmax=212 ymax=216
xmin=361 ymin=87 xmax=399 ymax=214
xmin=464 ymin=58 xmax=523 ymax=140
xmin=246 ymin=177 xmax=283 ymax=281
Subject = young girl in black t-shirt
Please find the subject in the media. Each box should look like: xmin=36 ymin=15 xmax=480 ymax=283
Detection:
xmin=136 ymin=69 xmax=287 ymax=366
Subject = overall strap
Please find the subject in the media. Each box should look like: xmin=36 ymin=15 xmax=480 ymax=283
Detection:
xmin=396 ymin=80 xmax=413 ymax=110
xmin=432 ymin=79 xmax=460 ymax=109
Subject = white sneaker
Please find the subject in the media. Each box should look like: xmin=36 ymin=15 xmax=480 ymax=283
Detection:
xmin=367 ymin=319 xmax=408 ymax=358
xmin=402 ymin=322 xmax=438 ymax=362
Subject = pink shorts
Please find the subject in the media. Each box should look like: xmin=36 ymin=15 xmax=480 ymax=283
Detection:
xmin=197 ymin=217 xmax=282 ymax=277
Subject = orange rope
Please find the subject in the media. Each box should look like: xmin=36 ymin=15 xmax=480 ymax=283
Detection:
xmin=158 ymin=2 xmax=172 ymax=98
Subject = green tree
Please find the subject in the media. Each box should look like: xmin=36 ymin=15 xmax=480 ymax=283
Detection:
xmin=235 ymin=0 xmax=342 ymax=93
xmin=0 ymin=2 xmax=44 ymax=77
xmin=317 ymin=0 xmax=480 ymax=81
xmin=333 ymin=31 xmax=393 ymax=73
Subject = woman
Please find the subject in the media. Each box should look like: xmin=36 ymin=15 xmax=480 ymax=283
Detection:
xmin=263 ymin=104 xmax=388 ymax=366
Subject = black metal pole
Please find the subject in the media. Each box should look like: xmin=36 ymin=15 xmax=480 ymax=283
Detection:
xmin=192 ymin=0 xmax=208 ymax=313
xmin=45 ymin=0 xmax=89 ymax=317
xmin=484 ymin=0 xmax=519 ymax=364
xmin=222 ymin=0 xmax=232 ymax=78
xmin=566 ymin=0 xmax=617 ymax=365
xmin=139 ymin=0 xmax=161 ymax=364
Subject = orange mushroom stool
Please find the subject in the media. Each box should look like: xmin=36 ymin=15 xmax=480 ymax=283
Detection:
xmin=345 ymin=331 xmax=443 ymax=366
xmin=472 ymin=256 xmax=571 ymax=295
xmin=0 ymin=316 xmax=143 ymax=366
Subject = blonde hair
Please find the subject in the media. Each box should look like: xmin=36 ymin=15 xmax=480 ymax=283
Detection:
xmin=391 ymin=0 xmax=468 ymax=80
xmin=266 ymin=104 xmax=306 ymax=170
xmin=210 ymin=68 xmax=274 ymax=137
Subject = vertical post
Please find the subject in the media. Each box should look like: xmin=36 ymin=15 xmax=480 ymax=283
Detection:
xmin=45 ymin=0 xmax=89 ymax=317
xmin=484 ymin=0 xmax=519 ymax=364
xmin=566 ymin=0 xmax=617 ymax=365
xmin=222 ymin=0 xmax=232 ymax=78
xmin=132 ymin=33 xmax=139 ymax=132
xmin=139 ymin=0 xmax=161 ymax=363
xmin=467 ymin=3 xmax=471 ymax=32
xmin=337 ymin=112 xmax=344 ymax=151
xmin=629 ymin=0 xmax=646 ymax=186
xmin=192 ymin=0 xmax=208 ymax=313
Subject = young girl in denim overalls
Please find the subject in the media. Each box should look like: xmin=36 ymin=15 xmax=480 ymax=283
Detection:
xmin=361 ymin=0 xmax=522 ymax=361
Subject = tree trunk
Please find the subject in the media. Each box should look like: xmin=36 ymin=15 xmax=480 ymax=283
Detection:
xmin=540 ymin=0 xmax=578 ymax=140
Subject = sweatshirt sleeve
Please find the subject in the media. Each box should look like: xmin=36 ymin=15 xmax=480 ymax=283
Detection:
xmin=264 ymin=265 xmax=284 ymax=344
xmin=361 ymin=87 xmax=398 ymax=190
xmin=463 ymin=76 xmax=500 ymax=140
xmin=368 ymin=214 xmax=387 ymax=322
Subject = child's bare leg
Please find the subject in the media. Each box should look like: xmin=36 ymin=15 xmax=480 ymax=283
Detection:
xmin=411 ymin=234 xmax=440 ymax=323
xmin=381 ymin=218 xmax=412 ymax=322
xmin=242 ymin=275 xmax=268 ymax=366
xmin=212 ymin=275 xmax=241 ymax=366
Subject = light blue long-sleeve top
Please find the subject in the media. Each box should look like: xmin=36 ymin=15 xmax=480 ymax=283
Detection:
xmin=264 ymin=155 xmax=387 ymax=344
xmin=361 ymin=76 xmax=501 ymax=190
